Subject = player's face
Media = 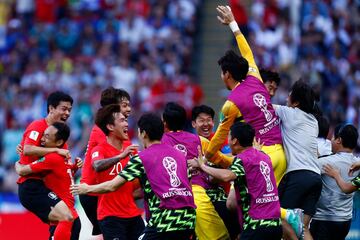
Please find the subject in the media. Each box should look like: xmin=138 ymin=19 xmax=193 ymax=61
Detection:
xmin=264 ymin=81 xmax=278 ymax=98
xmin=41 ymin=126 xmax=58 ymax=148
xmin=120 ymin=98 xmax=131 ymax=118
xmin=112 ymin=112 xmax=129 ymax=140
xmin=50 ymin=101 xmax=72 ymax=122
xmin=192 ymin=113 xmax=214 ymax=138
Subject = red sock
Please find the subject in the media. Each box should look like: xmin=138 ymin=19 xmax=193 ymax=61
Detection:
xmin=53 ymin=221 xmax=73 ymax=240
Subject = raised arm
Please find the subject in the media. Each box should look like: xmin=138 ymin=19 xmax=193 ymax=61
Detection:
xmin=200 ymin=136 xmax=234 ymax=168
xmin=200 ymin=163 xmax=236 ymax=182
xmin=216 ymin=5 xmax=261 ymax=80
xmin=205 ymin=101 xmax=241 ymax=159
xmin=71 ymin=175 xmax=126 ymax=195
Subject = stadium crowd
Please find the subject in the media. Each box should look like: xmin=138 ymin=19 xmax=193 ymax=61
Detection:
xmin=0 ymin=0 xmax=203 ymax=193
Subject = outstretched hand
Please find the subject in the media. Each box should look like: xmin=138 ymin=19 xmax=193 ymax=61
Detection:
xmin=323 ymin=164 xmax=340 ymax=179
xmin=57 ymin=149 xmax=71 ymax=159
xmin=70 ymin=183 xmax=88 ymax=195
xmin=253 ymin=138 xmax=264 ymax=151
xmin=188 ymin=158 xmax=200 ymax=170
xmin=120 ymin=144 xmax=139 ymax=159
xmin=197 ymin=146 xmax=207 ymax=167
xmin=75 ymin=157 xmax=83 ymax=168
xmin=216 ymin=5 xmax=235 ymax=25
xmin=349 ymin=161 xmax=360 ymax=176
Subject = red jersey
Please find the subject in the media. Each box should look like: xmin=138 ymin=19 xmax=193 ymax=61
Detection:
xmin=81 ymin=125 xmax=132 ymax=184
xmin=81 ymin=125 xmax=106 ymax=185
xmin=91 ymin=142 xmax=141 ymax=220
xmin=17 ymin=119 xmax=48 ymax=184
xmin=30 ymin=153 xmax=78 ymax=218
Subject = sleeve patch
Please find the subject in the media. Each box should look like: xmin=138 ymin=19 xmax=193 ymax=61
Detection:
xmin=29 ymin=131 xmax=40 ymax=141
xmin=92 ymin=151 xmax=99 ymax=159
xmin=249 ymin=67 xmax=257 ymax=73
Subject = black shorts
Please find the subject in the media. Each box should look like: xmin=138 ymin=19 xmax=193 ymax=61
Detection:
xmin=79 ymin=194 xmax=101 ymax=235
xmin=18 ymin=179 xmax=61 ymax=223
xmin=99 ymin=215 xmax=145 ymax=240
xmin=212 ymin=200 xmax=240 ymax=239
xmin=278 ymin=170 xmax=322 ymax=216
xmin=240 ymin=226 xmax=282 ymax=240
xmin=310 ymin=219 xmax=351 ymax=240
xmin=140 ymin=228 xmax=195 ymax=240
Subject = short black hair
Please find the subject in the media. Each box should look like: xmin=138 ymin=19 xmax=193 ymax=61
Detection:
xmin=289 ymin=80 xmax=317 ymax=114
xmin=316 ymin=115 xmax=330 ymax=139
xmin=138 ymin=113 xmax=164 ymax=141
xmin=47 ymin=91 xmax=73 ymax=113
xmin=191 ymin=105 xmax=215 ymax=121
xmin=100 ymin=87 xmax=130 ymax=107
xmin=163 ymin=102 xmax=187 ymax=131
xmin=230 ymin=122 xmax=255 ymax=148
xmin=260 ymin=69 xmax=280 ymax=85
xmin=95 ymin=104 xmax=121 ymax=136
xmin=52 ymin=122 xmax=70 ymax=147
xmin=218 ymin=50 xmax=248 ymax=82
xmin=334 ymin=124 xmax=359 ymax=149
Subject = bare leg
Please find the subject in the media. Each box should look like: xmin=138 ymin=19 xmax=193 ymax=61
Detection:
xmin=304 ymin=214 xmax=313 ymax=240
xmin=48 ymin=200 xmax=74 ymax=222
xmin=282 ymin=220 xmax=299 ymax=240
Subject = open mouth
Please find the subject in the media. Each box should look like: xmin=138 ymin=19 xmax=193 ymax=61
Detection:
xmin=123 ymin=128 xmax=129 ymax=137
xmin=124 ymin=111 xmax=131 ymax=118
xmin=201 ymin=127 xmax=210 ymax=135
xmin=61 ymin=116 xmax=68 ymax=122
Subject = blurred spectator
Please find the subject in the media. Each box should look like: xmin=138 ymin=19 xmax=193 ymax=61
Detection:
xmin=1 ymin=0 xmax=358 ymax=194
xmin=0 ymin=0 xmax=202 ymax=193
xmin=234 ymin=0 xmax=359 ymax=134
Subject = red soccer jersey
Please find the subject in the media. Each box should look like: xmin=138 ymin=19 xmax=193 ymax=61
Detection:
xmin=30 ymin=153 xmax=78 ymax=218
xmin=17 ymin=119 xmax=48 ymax=184
xmin=91 ymin=141 xmax=141 ymax=220
xmin=81 ymin=125 xmax=106 ymax=185
xmin=81 ymin=125 xmax=132 ymax=184
xmin=17 ymin=119 xmax=69 ymax=184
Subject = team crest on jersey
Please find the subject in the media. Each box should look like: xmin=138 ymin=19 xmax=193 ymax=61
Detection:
xmin=48 ymin=192 xmax=58 ymax=200
xmin=32 ymin=157 xmax=45 ymax=164
xmin=92 ymin=151 xmax=99 ymax=159
xmin=29 ymin=131 xmax=40 ymax=141
xmin=174 ymin=144 xmax=187 ymax=156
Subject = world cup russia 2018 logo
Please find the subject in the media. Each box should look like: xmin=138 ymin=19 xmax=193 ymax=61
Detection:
xmin=260 ymin=161 xmax=274 ymax=192
xmin=163 ymin=156 xmax=181 ymax=187
xmin=253 ymin=93 xmax=273 ymax=122
xmin=174 ymin=144 xmax=188 ymax=156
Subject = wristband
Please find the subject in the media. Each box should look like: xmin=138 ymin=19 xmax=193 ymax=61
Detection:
xmin=229 ymin=21 xmax=240 ymax=33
